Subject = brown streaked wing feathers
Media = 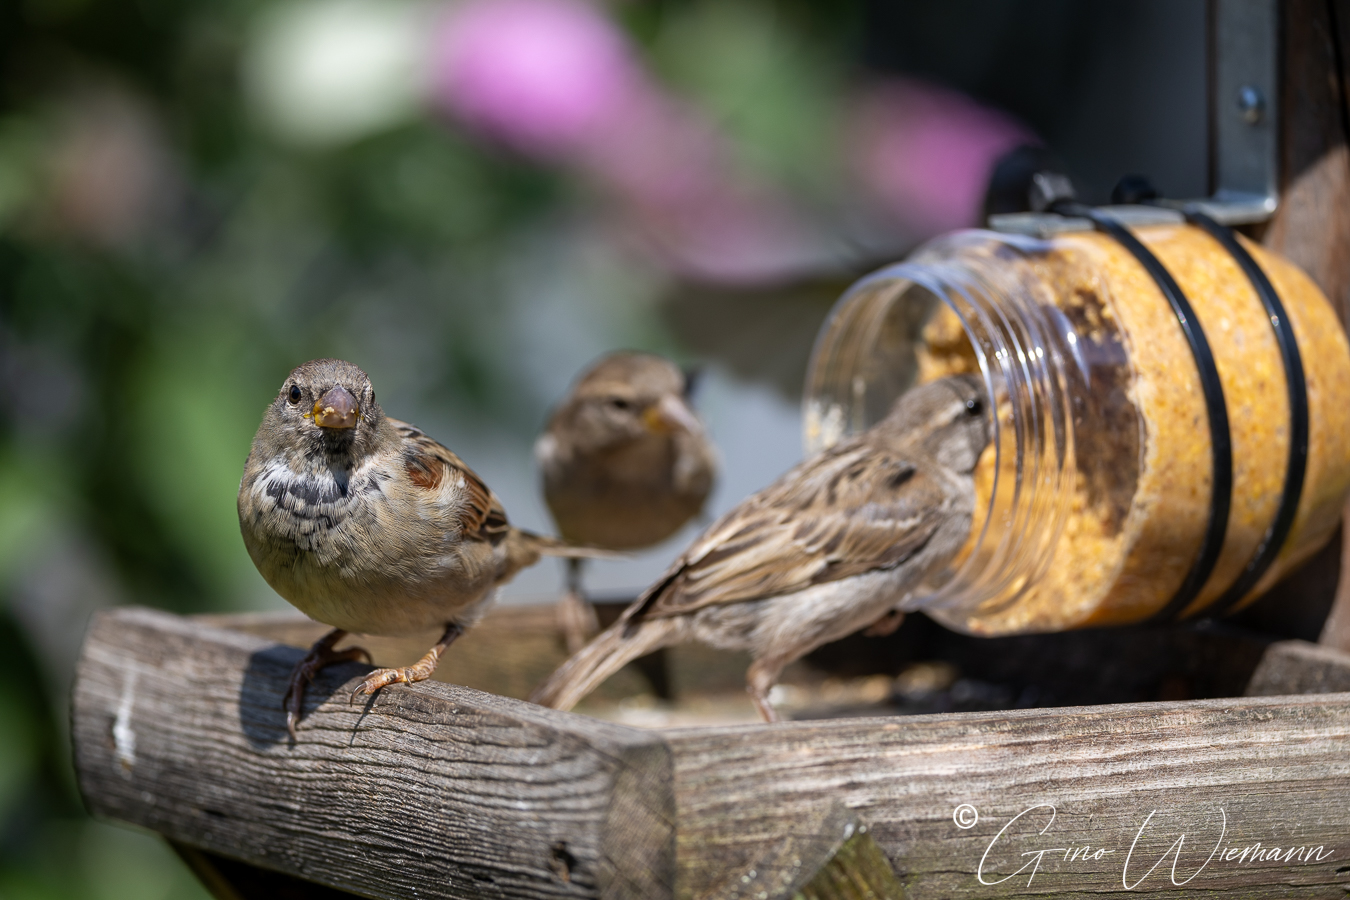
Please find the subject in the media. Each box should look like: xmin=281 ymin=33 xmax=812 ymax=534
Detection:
xmin=626 ymin=442 xmax=948 ymax=622
xmin=392 ymin=419 xmax=510 ymax=542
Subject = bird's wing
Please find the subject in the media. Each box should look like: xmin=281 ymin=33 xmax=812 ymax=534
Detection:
xmin=628 ymin=440 xmax=956 ymax=621
xmin=389 ymin=418 xmax=510 ymax=543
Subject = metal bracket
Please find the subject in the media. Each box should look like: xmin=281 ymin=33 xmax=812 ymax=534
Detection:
xmin=990 ymin=205 xmax=1183 ymax=239
xmin=990 ymin=0 xmax=1279 ymax=236
xmin=1205 ymin=0 xmax=1279 ymax=224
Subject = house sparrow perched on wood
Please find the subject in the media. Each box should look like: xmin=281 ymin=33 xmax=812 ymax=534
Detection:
xmin=238 ymin=358 xmax=598 ymax=738
xmin=531 ymin=375 xmax=991 ymax=722
xmin=536 ymin=352 xmax=716 ymax=652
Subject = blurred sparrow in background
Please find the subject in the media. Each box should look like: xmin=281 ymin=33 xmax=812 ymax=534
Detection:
xmin=531 ymin=375 xmax=990 ymax=721
xmin=536 ymin=351 xmax=716 ymax=652
xmin=239 ymin=358 xmax=598 ymax=738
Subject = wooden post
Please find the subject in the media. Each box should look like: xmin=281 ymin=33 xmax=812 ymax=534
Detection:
xmin=1258 ymin=0 xmax=1350 ymax=647
xmin=1263 ymin=0 xmax=1350 ymax=317
xmin=71 ymin=608 xmax=675 ymax=900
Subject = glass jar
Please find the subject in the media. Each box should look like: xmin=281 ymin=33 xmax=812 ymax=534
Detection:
xmin=805 ymin=224 xmax=1350 ymax=635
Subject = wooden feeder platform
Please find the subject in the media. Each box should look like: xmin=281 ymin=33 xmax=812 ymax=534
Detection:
xmin=72 ymin=595 xmax=1350 ymax=900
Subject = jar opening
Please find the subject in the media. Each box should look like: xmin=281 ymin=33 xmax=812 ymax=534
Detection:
xmin=804 ymin=231 xmax=1082 ymax=625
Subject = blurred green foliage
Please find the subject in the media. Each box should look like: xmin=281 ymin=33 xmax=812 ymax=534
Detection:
xmin=0 ymin=0 xmax=861 ymax=895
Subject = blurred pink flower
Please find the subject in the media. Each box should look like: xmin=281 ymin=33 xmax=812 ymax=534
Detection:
xmin=850 ymin=80 xmax=1036 ymax=236
xmin=430 ymin=0 xmax=639 ymax=157
xmin=574 ymin=90 xmax=828 ymax=284
xmin=428 ymin=0 xmax=828 ymax=283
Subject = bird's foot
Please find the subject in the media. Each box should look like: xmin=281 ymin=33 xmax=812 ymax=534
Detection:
xmin=863 ymin=609 xmax=905 ymax=638
xmin=746 ymin=657 xmax=786 ymax=724
xmin=750 ymin=691 xmax=782 ymax=724
xmin=284 ymin=629 xmax=372 ymax=741
xmin=350 ymin=663 xmax=429 ymax=699
xmin=349 ymin=623 xmax=463 ymax=704
xmin=557 ymin=589 xmax=600 ymax=655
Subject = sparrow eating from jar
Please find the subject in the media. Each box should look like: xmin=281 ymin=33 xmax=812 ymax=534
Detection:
xmin=536 ymin=351 xmax=716 ymax=652
xmin=530 ymin=374 xmax=991 ymax=722
xmin=238 ymin=358 xmax=599 ymax=738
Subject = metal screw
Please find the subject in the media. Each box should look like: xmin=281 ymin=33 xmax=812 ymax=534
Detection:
xmin=1237 ymin=85 xmax=1264 ymax=125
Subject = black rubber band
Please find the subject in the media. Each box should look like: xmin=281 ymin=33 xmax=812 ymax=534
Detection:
xmin=1051 ymin=203 xmax=1234 ymax=623
xmin=1183 ymin=209 xmax=1309 ymax=618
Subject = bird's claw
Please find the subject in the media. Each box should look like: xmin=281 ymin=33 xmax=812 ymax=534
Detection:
xmin=863 ymin=609 xmax=905 ymax=638
xmin=283 ymin=633 xmax=371 ymax=740
xmin=349 ymin=666 xmax=413 ymax=703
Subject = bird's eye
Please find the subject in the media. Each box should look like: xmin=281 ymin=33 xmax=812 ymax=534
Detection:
xmin=965 ymin=398 xmax=983 ymax=416
xmin=288 ymin=384 xmax=302 ymax=404
xmin=608 ymin=397 xmax=632 ymax=411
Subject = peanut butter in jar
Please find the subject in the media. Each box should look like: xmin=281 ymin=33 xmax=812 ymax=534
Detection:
xmin=805 ymin=223 xmax=1350 ymax=635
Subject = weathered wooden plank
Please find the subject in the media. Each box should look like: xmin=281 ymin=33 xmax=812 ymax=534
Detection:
xmin=706 ymin=803 xmax=869 ymax=900
xmin=72 ymin=607 xmax=674 ymax=900
xmin=736 ymin=803 xmax=908 ymax=900
xmin=1247 ymin=638 xmax=1350 ymax=696
xmin=192 ymin=605 xmax=737 ymax=708
xmin=1263 ymin=0 xmax=1350 ymax=319
xmin=1264 ymin=0 xmax=1350 ymax=642
xmin=666 ymin=695 xmax=1350 ymax=899
xmin=794 ymin=826 xmax=907 ymax=900
xmin=1320 ymin=515 xmax=1350 ymax=650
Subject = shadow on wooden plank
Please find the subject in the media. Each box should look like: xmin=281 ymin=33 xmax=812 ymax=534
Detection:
xmin=173 ymin=842 xmax=366 ymax=900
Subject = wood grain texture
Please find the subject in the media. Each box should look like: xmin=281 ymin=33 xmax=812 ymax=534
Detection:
xmin=1260 ymin=0 xmax=1350 ymax=650
xmin=703 ymin=803 xmax=871 ymax=900
xmin=73 ymin=610 xmax=1350 ymax=899
xmin=665 ymin=695 xmax=1350 ymax=899
xmin=1263 ymin=0 xmax=1350 ymax=316
xmin=1246 ymin=638 xmax=1350 ymax=695
xmin=72 ymin=607 xmax=674 ymax=900
xmin=792 ymin=822 xmax=908 ymax=900
xmin=1321 ymin=510 xmax=1350 ymax=650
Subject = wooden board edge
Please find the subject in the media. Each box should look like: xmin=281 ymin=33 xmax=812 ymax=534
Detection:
xmin=72 ymin=606 xmax=676 ymax=900
xmin=1246 ymin=637 xmax=1350 ymax=695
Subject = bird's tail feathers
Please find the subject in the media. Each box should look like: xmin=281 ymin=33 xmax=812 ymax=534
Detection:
xmin=530 ymin=617 xmax=683 ymax=711
xmin=512 ymin=528 xmax=624 ymax=560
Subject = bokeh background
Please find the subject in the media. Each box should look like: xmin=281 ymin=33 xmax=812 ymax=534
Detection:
xmin=0 ymin=0 xmax=1207 ymax=896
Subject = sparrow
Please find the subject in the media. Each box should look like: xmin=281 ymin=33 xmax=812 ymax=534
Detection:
xmin=530 ymin=375 xmax=990 ymax=722
xmin=536 ymin=351 xmax=716 ymax=652
xmin=238 ymin=358 xmax=597 ymax=738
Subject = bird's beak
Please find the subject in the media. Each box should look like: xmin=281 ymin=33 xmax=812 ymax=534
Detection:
xmin=643 ymin=394 xmax=701 ymax=435
xmin=312 ymin=386 xmax=359 ymax=429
